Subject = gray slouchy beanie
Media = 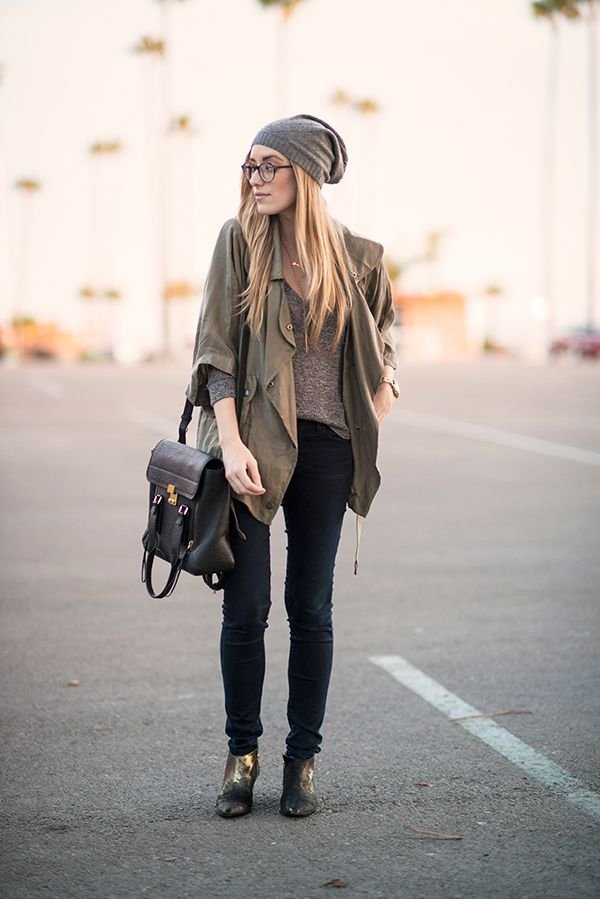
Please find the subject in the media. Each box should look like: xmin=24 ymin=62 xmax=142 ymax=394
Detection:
xmin=250 ymin=114 xmax=348 ymax=186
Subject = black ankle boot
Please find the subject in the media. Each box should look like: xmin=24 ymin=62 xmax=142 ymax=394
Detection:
xmin=216 ymin=749 xmax=260 ymax=818
xmin=280 ymin=754 xmax=317 ymax=817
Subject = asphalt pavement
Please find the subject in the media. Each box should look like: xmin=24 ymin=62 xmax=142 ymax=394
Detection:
xmin=1 ymin=357 xmax=599 ymax=899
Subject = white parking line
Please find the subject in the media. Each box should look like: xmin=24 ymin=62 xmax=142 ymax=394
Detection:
xmin=370 ymin=654 xmax=600 ymax=822
xmin=393 ymin=409 xmax=600 ymax=467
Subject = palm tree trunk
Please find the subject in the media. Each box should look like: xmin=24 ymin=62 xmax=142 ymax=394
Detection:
xmin=274 ymin=12 xmax=289 ymax=115
xmin=585 ymin=0 xmax=598 ymax=327
xmin=158 ymin=1 xmax=172 ymax=358
xmin=14 ymin=195 xmax=33 ymax=357
xmin=541 ymin=19 xmax=560 ymax=338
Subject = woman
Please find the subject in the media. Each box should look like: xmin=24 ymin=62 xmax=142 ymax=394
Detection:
xmin=186 ymin=114 xmax=399 ymax=819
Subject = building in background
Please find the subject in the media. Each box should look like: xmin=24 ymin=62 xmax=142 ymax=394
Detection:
xmin=394 ymin=290 xmax=481 ymax=362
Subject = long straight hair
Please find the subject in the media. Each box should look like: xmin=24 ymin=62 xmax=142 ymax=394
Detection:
xmin=237 ymin=163 xmax=353 ymax=348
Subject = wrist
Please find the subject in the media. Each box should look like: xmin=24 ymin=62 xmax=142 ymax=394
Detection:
xmin=220 ymin=433 xmax=244 ymax=451
xmin=379 ymin=376 xmax=399 ymax=399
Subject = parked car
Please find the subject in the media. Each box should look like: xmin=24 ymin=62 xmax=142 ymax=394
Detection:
xmin=550 ymin=326 xmax=600 ymax=360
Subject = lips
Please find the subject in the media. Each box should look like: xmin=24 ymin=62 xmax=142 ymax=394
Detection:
xmin=254 ymin=193 xmax=269 ymax=200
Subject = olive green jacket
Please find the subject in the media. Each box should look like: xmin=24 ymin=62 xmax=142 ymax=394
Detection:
xmin=185 ymin=216 xmax=397 ymax=525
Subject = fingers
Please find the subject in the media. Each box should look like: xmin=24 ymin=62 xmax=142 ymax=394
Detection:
xmin=245 ymin=456 xmax=265 ymax=492
xmin=230 ymin=471 xmax=265 ymax=495
xmin=224 ymin=451 xmax=265 ymax=496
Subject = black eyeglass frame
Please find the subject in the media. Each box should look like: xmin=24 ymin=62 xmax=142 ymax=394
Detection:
xmin=241 ymin=162 xmax=293 ymax=183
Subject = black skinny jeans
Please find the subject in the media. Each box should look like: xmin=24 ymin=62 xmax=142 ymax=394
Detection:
xmin=220 ymin=419 xmax=354 ymax=760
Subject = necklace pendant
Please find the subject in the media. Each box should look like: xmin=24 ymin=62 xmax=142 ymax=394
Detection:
xmin=292 ymin=261 xmax=301 ymax=268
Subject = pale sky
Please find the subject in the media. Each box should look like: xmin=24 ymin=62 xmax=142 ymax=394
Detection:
xmin=0 ymin=0 xmax=597 ymax=358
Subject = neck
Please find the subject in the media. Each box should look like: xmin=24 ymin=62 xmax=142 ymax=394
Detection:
xmin=277 ymin=209 xmax=296 ymax=250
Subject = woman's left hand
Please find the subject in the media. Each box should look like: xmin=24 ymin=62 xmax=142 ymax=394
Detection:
xmin=373 ymin=382 xmax=396 ymax=423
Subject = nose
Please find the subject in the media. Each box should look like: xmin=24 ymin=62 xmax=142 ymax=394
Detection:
xmin=250 ymin=168 xmax=265 ymax=186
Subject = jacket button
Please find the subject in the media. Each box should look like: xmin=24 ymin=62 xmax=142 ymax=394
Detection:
xmin=286 ymin=324 xmax=293 ymax=331
xmin=266 ymin=501 xmax=274 ymax=510
xmin=244 ymin=388 xmax=249 ymax=396
xmin=267 ymin=380 xmax=274 ymax=389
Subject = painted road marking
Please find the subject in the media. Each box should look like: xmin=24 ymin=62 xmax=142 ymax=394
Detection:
xmin=370 ymin=654 xmax=600 ymax=822
xmin=393 ymin=408 xmax=600 ymax=467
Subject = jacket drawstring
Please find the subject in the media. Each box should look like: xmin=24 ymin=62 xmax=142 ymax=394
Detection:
xmin=354 ymin=513 xmax=364 ymax=576
xmin=230 ymin=500 xmax=247 ymax=541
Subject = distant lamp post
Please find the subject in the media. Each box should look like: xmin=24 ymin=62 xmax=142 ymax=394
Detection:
xmin=13 ymin=178 xmax=42 ymax=358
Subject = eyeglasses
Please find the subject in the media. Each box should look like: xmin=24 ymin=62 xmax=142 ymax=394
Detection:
xmin=241 ymin=162 xmax=293 ymax=183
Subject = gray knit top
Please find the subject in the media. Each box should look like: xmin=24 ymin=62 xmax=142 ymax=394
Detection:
xmin=206 ymin=280 xmax=350 ymax=439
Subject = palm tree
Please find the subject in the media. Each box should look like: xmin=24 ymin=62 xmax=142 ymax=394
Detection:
xmin=132 ymin=1 xmax=193 ymax=358
xmin=13 ymin=178 xmax=42 ymax=357
xmin=332 ymin=90 xmax=381 ymax=228
xmin=482 ymin=284 xmax=504 ymax=353
xmin=531 ymin=1 xmax=580 ymax=338
xmin=81 ymin=141 xmax=123 ymax=358
xmin=132 ymin=33 xmax=170 ymax=357
xmin=166 ymin=115 xmax=201 ymax=315
xmin=574 ymin=0 xmax=598 ymax=327
xmin=256 ymin=0 xmax=308 ymax=114
xmin=385 ymin=231 xmax=445 ymax=289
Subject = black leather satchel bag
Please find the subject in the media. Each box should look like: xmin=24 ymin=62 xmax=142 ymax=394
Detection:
xmin=141 ymin=320 xmax=249 ymax=599
xmin=141 ymin=424 xmax=234 ymax=598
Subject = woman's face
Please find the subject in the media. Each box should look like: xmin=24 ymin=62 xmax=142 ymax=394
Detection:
xmin=247 ymin=144 xmax=297 ymax=216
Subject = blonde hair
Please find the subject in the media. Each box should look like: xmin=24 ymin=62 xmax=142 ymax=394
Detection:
xmin=237 ymin=163 xmax=353 ymax=348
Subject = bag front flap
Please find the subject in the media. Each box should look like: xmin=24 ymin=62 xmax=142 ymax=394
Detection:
xmin=146 ymin=439 xmax=222 ymax=499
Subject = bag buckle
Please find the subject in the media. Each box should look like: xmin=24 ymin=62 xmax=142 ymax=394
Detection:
xmin=167 ymin=484 xmax=178 ymax=506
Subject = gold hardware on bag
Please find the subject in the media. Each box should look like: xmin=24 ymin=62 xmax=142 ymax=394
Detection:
xmin=167 ymin=484 xmax=178 ymax=506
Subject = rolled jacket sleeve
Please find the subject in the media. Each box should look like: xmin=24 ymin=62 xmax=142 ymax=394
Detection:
xmin=185 ymin=219 xmax=247 ymax=406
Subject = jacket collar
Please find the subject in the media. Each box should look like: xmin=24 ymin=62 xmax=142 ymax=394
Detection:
xmin=268 ymin=216 xmax=382 ymax=283
xmin=339 ymin=223 xmax=383 ymax=278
